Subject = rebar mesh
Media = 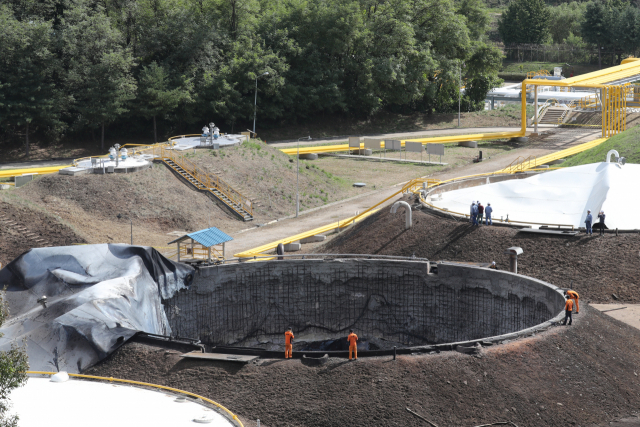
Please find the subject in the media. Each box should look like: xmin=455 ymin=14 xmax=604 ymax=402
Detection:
xmin=163 ymin=260 xmax=556 ymax=347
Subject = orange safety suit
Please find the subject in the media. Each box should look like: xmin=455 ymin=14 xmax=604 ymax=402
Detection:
xmin=347 ymin=332 xmax=358 ymax=360
xmin=566 ymin=290 xmax=579 ymax=313
xmin=565 ymin=299 xmax=574 ymax=312
xmin=285 ymin=330 xmax=294 ymax=359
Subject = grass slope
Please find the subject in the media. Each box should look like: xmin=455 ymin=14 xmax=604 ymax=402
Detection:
xmin=561 ymin=125 xmax=640 ymax=167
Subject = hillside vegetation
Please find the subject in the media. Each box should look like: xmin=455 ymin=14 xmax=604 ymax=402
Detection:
xmin=561 ymin=125 xmax=640 ymax=167
xmin=0 ymin=0 xmax=502 ymax=156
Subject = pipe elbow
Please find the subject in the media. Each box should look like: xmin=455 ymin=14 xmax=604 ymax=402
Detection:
xmin=391 ymin=201 xmax=412 ymax=229
xmin=606 ymin=149 xmax=620 ymax=163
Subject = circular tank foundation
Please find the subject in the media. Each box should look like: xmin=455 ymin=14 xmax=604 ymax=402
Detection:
xmin=163 ymin=259 xmax=565 ymax=350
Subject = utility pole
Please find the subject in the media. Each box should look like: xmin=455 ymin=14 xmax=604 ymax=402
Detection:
xmin=458 ymin=63 xmax=462 ymax=128
xmin=253 ymin=72 xmax=270 ymax=135
xmin=296 ymin=136 xmax=311 ymax=217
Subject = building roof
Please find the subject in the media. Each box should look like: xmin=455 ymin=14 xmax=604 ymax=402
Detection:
xmin=167 ymin=227 xmax=233 ymax=247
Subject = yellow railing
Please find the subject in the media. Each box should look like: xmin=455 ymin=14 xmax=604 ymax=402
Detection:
xmin=526 ymin=69 xmax=551 ymax=79
xmin=499 ymin=155 xmax=538 ymax=173
xmin=577 ymin=93 xmax=600 ymax=110
xmin=27 ymin=371 xmax=243 ymax=427
xmin=151 ymin=146 xmax=253 ymax=218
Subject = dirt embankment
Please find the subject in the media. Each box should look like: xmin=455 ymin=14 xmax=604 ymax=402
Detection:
xmin=0 ymin=202 xmax=85 ymax=266
xmin=321 ymin=196 xmax=640 ymax=304
xmin=87 ymin=308 xmax=640 ymax=427
xmin=0 ymin=141 xmax=367 ymax=250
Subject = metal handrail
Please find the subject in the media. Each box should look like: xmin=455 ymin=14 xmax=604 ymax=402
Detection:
xmin=153 ymin=146 xmax=253 ymax=217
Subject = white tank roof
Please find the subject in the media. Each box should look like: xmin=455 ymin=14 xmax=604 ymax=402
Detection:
xmin=10 ymin=377 xmax=236 ymax=426
xmin=430 ymin=162 xmax=640 ymax=229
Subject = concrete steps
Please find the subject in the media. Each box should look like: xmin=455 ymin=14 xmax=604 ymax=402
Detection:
xmin=539 ymin=107 xmax=567 ymax=125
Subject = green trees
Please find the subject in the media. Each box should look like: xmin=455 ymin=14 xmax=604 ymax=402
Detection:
xmin=498 ymin=0 xmax=551 ymax=44
xmin=548 ymin=2 xmax=587 ymax=44
xmin=61 ymin=3 xmax=136 ymax=150
xmin=0 ymin=0 xmax=504 ymax=152
xmin=136 ymin=62 xmax=193 ymax=142
xmin=580 ymin=1 xmax=640 ymax=68
xmin=0 ymin=293 xmax=28 ymax=427
xmin=0 ymin=7 xmax=60 ymax=156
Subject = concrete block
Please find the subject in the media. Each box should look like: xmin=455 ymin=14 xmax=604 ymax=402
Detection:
xmin=536 ymin=165 xmax=550 ymax=169
xmin=300 ymin=235 xmax=326 ymax=244
xmin=0 ymin=184 xmax=11 ymax=190
xmin=59 ymin=167 xmax=90 ymax=176
xmin=299 ymin=153 xmax=318 ymax=160
xmin=458 ymin=141 xmax=478 ymax=148
xmin=283 ymin=242 xmax=302 ymax=252
xmin=14 ymin=175 xmax=33 ymax=187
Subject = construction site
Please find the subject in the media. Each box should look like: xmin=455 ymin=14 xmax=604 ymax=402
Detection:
xmin=4 ymin=61 xmax=640 ymax=427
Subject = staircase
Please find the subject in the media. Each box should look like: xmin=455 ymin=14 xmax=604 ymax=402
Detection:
xmin=154 ymin=147 xmax=253 ymax=221
xmin=538 ymin=107 xmax=567 ymax=124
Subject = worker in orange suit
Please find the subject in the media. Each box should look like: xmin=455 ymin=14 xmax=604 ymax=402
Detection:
xmin=562 ymin=296 xmax=574 ymax=326
xmin=284 ymin=327 xmax=294 ymax=359
xmin=565 ymin=290 xmax=580 ymax=314
xmin=347 ymin=329 xmax=358 ymax=361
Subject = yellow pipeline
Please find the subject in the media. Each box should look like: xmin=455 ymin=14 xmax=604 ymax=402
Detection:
xmin=0 ymin=165 xmax=72 ymax=179
xmin=280 ymin=131 xmax=524 ymax=156
xmin=234 ymin=209 xmax=379 ymax=258
xmin=494 ymin=137 xmax=608 ymax=174
xmin=27 ymin=371 xmax=244 ymax=427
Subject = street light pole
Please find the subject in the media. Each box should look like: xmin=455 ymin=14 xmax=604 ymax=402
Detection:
xmin=117 ymin=214 xmax=133 ymax=245
xmin=296 ymin=136 xmax=311 ymax=217
xmin=253 ymin=72 xmax=270 ymax=135
xmin=458 ymin=63 xmax=462 ymax=128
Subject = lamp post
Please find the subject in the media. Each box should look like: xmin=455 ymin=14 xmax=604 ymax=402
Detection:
xmin=117 ymin=214 xmax=133 ymax=245
xmin=296 ymin=136 xmax=311 ymax=217
xmin=458 ymin=63 xmax=462 ymax=128
xmin=253 ymin=72 xmax=270 ymax=135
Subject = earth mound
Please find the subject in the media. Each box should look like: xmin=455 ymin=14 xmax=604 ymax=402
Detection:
xmin=321 ymin=196 xmax=640 ymax=304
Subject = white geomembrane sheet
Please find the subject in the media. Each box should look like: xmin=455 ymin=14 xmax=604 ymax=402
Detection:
xmin=10 ymin=377 xmax=235 ymax=426
xmin=429 ymin=162 xmax=640 ymax=229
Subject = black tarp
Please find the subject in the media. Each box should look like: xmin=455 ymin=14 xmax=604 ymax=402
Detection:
xmin=0 ymin=244 xmax=194 ymax=373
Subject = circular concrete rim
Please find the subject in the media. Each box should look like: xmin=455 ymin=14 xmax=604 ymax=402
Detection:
xmin=199 ymin=258 xmax=567 ymax=357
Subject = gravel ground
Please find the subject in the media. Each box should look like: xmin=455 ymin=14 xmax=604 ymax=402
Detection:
xmin=0 ymin=201 xmax=85 ymax=266
xmin=321 ymin=196 xmax=640 ymax=304
xmin=87 ymin=307 xmax=640 ymax=427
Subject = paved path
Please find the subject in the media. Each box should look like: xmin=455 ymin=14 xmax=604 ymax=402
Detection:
xmin=228 ymin=127 xmax=603 ymax=255
xmin=591 ymin=304 xmax=640 ymax=331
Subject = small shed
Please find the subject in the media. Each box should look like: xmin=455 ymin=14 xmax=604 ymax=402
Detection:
xmin=168 ymin=227 xmax=233 ymax=263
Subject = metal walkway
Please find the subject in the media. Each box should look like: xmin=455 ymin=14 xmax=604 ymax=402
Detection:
xmin=155 ymin=147 xmax=253 ymax=221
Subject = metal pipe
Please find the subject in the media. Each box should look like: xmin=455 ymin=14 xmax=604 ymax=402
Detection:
xmin=252 ymin=77 xmax=258 ymax=135
xmin=606 ymin=149 xmax=620 ymax=163
xmin=390 ymin=201 xmax=412 ymax=229
xmin=534 ymin=87 xmax=538 ymax=134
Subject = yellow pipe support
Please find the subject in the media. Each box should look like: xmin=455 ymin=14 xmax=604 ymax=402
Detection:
xmin=280 ymin=131 xmax=525 ymax=156
xmin=234 ymin=209 xmax=379 ymax=258
xmin=27 ymin=371 xmax=244 ymax=427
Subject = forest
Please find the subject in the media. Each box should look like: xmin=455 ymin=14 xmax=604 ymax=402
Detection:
xmin=0 ymin=0 xmax=502 ymax=153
